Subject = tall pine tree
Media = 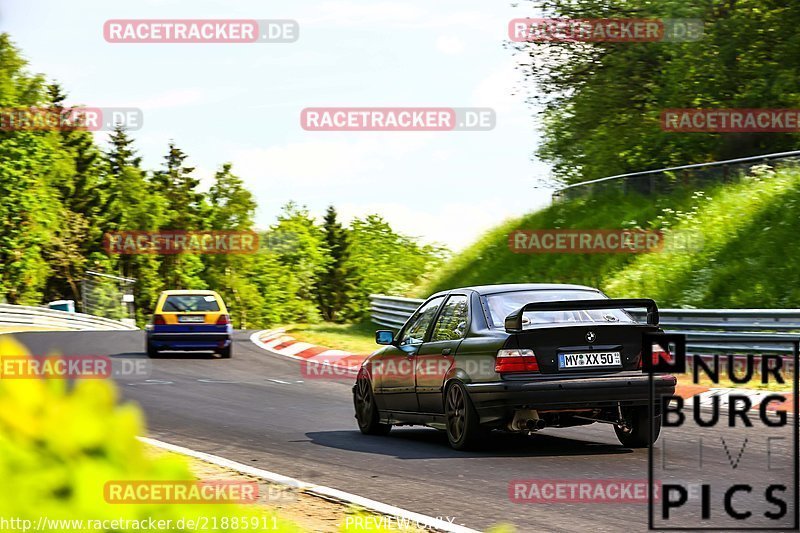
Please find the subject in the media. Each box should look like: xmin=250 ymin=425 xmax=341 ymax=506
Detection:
xmin=152 ymin=142 xmax=205 ymax=230
xmin=102 ymin=125 xmax=165 ymax=321
xmin=315 ymin=206 xmax=357 ymax=322
xmin=151 ymin=142 xmax=206 ymax=288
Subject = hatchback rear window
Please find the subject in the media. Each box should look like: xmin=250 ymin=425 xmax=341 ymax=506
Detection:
xmin=485 ymin=290 xmax=634 ymax=328
xmin=162 ymin=295 xmax=220 ymax=312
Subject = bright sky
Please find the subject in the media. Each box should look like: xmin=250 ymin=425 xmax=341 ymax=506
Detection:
xmin=2 ymin=0 xmax=554 ymax=251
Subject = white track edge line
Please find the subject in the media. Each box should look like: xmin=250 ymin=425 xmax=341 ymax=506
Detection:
xmin=138 ymin=436 xmax=479 ymax=533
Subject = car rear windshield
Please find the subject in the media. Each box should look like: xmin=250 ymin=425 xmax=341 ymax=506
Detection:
xmin=484 ymin=290 xmax=634 ymax=328
xmin=162 ymin=294 xmax=220 ymax=312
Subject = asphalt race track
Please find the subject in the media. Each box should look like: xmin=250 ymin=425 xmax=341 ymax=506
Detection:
xmin=13 ymin=330 xmax=798 ymax=532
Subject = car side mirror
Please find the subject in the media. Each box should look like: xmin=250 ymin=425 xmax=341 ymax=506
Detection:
xmin=375 ymin=330 xmax=394 ymax=345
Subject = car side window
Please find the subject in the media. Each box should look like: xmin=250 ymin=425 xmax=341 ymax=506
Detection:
xmin=430 ymin=295 xmax=469 ymax=342
xmin=397 ymin=296 xmax=445 ymax=346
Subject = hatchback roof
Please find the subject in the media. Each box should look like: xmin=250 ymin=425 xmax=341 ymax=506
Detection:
xmin=160 ymin=289 xmax=220 ymax=296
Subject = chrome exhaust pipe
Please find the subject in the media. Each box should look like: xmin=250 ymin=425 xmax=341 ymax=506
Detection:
xmin=525 ymin=419 xmax=546 ymax=431
xmin=509 ymin=410 xmax=545 ymax=432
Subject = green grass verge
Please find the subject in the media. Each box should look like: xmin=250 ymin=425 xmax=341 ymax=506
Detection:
xmin=604 ymin=166 xmax=800 ymax=307
xmin=283 ymin=321 xmax=379 ymax=355
xmin=417 ymin=165 xmax=800 ymax=308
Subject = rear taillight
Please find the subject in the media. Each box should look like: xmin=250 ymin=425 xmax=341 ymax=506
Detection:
xmin=216 ymin=314 xmax=231 ymax=325
xmin=638 ymin=344 xmax=672 ymax=368
xmin=153 ymin=314 xmax=166 ymax=325
xmin=495 ymin=349 xmax=540 ymax=373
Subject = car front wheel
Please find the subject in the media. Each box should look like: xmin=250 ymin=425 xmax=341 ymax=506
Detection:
xmin=614 ymin=406 xmax=661 ymax=448
xmin=353 ymin=376 xmax=391 ymax=435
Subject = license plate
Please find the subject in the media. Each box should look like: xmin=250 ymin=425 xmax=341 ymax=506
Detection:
xmin=178 ymin=315 xmax=205 ymax=323
xmin=558 ymin=351 xmax=621 ymax=369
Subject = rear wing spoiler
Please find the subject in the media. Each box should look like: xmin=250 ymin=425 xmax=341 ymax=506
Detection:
xmin=504 ymin=298 xmax=659 ymax=333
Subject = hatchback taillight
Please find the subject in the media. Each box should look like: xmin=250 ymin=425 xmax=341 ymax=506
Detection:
xmin=495 ymin=349 xmax=539 ymax=373
xmin=153 ymin=315 xmax=166 ymax=326
xmin=216 ymin=314 xmax=231 ymax=325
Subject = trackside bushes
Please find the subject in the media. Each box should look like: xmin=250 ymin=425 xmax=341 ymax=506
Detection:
xmin=0 ymin=335 xmax=300 ymax=533
xmin=421 ymin=166 xmax=800 ymax=309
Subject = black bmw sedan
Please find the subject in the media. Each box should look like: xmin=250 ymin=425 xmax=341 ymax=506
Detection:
xmin=353 ymin=283 xmax=677 ymax=450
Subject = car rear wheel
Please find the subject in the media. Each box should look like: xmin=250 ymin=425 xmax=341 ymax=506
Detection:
xmin=614 ymin=406 xmax=661 ymax=448
xmin=354 ymin=376 xmax=391 ymax=436
xmin=218 ymin=344 xmax=232 ymax=358
xmin=445 ymin=381 xmax=483 ymax=450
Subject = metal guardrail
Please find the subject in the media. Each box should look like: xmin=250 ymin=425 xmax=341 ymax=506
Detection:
xmin=0 ymin=304 xmax=138 ymax=331
xmin=551 ymin=150 xmax=800 ymax=202
xmin=370 ymin=295 xmax=424 ymax=329
xmin=369 ymin=294 xmax=800 ymax=364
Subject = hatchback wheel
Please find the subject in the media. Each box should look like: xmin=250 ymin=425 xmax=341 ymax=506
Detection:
xmin=354 ymin=377 xmax=391 ymax=435
xmin=146 ymin=341 xmax=159 ymax=358
xmin=445 ymin=381 xmax=483 ymax=450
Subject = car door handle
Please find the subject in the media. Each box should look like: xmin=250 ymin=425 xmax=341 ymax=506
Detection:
xmin=441 ymin=348 xmax=452 ymax=355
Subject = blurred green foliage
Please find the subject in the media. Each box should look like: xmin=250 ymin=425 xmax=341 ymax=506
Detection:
xmin=0 ymin=335 xmax=301 ymax=532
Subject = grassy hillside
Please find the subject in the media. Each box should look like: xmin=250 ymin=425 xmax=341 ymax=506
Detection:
xmin=419 ymin=165 xmax=800 ymax=308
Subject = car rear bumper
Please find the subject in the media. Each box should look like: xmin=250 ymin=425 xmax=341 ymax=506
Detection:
xmin=465 ymin=372 xmax=676 ymax=421
xmin=147 ymin=332 xmax=231 ymax=350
